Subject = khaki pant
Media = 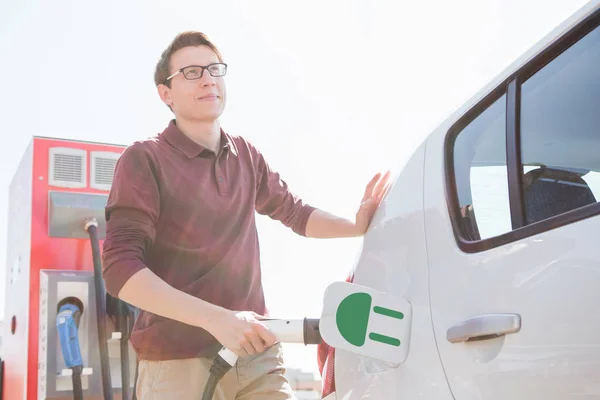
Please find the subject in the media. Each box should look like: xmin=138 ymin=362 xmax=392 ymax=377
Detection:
xmin=135 ymin=344 xmax=296 ymax=399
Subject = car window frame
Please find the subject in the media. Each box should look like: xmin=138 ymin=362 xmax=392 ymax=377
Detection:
xmin=444 ymin=8 xmax=600 ymax=253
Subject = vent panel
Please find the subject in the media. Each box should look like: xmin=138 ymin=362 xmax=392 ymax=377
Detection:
xmin=49 ymin=148 xmax=87 ymax=188
xmin=90 ymin=151 xmax=121 ymax=190
xmin=94 ymin=157 xmax=116 ymax=185
xmin=53 ymin=154 xmax=83 ymax=182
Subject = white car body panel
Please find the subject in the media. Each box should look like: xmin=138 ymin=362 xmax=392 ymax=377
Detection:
xmin=425 ymin=163 xmax=600 ymax=398
xmin=334 ymin=142 xmax=454 ymax=399
xmin=330 ymin=1 xmax=600 ymax=399
xmin=423 ymin=2 xmax=600 ymax=397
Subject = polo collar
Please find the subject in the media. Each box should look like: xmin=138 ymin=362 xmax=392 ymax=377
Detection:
xmin=162 ymin=119 xmax=235 ymax=158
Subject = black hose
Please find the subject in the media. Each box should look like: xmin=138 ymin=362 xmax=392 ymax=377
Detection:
xmin=71 ymin=365 xmax=84 ymax=400
xmin=0 ymin=357 xmax=4 ymax=400
xmin=118 ymin=300 xmax=130 ymax=400
xmin=201 ymin=374 xmax=219 ymax=400
xmin=86 ymin=221 xmax=113 ymax=400
xmin=131 ymin=305 xmax=140 ymax=400
xmin=201 ymin=355 xmax=233 ymax=400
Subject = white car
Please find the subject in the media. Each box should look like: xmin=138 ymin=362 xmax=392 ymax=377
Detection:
xmin=317 ymin=1 xmax=600 ymax=398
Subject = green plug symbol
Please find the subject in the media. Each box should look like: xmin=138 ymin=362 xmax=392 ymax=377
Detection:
xmin=336 ymin=292 xmax=403 ymax=347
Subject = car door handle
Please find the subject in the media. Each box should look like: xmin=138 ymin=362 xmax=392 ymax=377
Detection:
xmin=446 ymin=313 xmax=521 ymax=343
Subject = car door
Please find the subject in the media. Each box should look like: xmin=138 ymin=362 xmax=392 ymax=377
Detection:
xmin=425 ymin=5 xmax=600 ymax=400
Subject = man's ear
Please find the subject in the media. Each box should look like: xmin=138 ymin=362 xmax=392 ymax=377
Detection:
xmin=157 ymin=84 xmax=173 ymax=107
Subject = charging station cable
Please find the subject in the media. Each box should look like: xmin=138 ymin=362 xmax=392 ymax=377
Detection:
xmin=56 ymin=297 xmax=85 ymax=400
xmin=129 ymin=305 xmax=141 ymax=400
xmin=117 ymin=299 xmax=131 ymax=400
xmin=107 ymin=293 xmax=133 ymax=400
xmin=202 ymin=318 xmax=321 ymax=400
xmin=84 ymin=217 xmax=113 ymax=400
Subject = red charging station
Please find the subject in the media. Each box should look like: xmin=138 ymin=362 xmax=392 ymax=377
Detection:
xmin=1 ymin=136 xmax=135 ymax=400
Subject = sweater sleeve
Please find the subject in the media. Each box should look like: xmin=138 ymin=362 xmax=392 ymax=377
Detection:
xmin=252 ymin=145 xmax=316 ymax=236
xmin=101 ymin=143 xmax=160 ymax=297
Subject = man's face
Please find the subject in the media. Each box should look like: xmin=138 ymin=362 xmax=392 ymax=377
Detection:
xmin=159 ymin=45 xmax=226 ymax=121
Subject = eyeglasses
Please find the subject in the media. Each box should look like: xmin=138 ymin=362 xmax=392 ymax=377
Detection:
xmin=165 ymin=63 xmax=227 ymax=83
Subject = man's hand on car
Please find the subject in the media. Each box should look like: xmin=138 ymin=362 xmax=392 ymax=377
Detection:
xmin=354 ymin=171 xmax=391 ymax=234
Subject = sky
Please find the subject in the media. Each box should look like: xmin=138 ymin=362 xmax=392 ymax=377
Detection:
xmin=0 ymin=0 xmax=591 ymax=374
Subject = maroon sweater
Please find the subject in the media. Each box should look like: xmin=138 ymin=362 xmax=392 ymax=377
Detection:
xmin=101 ymin=120 xmax=316 ymax=361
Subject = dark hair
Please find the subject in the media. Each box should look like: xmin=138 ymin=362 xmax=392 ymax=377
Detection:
xmin=154 ymin=31 xmax=223 ymax=87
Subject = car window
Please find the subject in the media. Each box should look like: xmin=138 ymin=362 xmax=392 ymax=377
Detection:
xmin=450 ymin=22 xmax=600 ymax=246
xmin=452 ymin=94 xmax=510 ymax=241
xmin=519 ymin=24 xmax=600 ymax=224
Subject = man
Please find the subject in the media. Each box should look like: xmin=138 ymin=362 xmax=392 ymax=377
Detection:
xmin=101 ymin=31 xmax=390 ymax=400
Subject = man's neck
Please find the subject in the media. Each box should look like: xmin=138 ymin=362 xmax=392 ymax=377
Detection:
xmin=175 ymin=118 xmax=221 ymax=153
